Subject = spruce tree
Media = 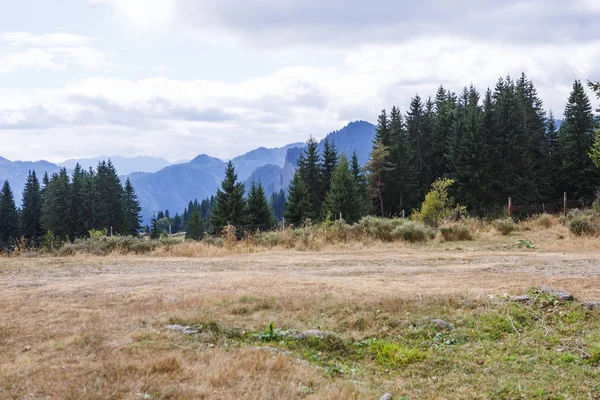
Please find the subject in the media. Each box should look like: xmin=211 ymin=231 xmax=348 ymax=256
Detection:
xmin=21 ymin=171 xmax=43 ymax=242
xmin=69 ymin=164 xmax=88 ymax=239
xmin=350 ymin=151 xmax=370 ymax=216
xmin=321 ymin=138 xmax=338 ymax=196
xmin=150 ymin=216 xmax=160 ymax=239
xmin=172 ymin=213 xmax=182 ymax=233
xmin=247 ymin=181 xmax=275 ymax=231
xmin=284 ymin=170 xmax=312 ymax=226
xmin=557 ymin=80 xmax=599 ymax=200
xmin=297 ymin=137 xmax=324 ymax=217
xmin=41 ymin=169 xmax=71 ymax=240
xmin=185 ymin=210 xmax=204 ymax=240
xmin=374 ymin=109 xmax=391 ymax=145
xmin=387 ymin=105 xmax=416 ymax=214
xmin=323 ymin=154 xmax=363 ymax=223
xmin=269 ymin=189 xmax=286 ymax=221
xmin=122 ymin=178 xmax=142 ymax=236
xmin=94 ymin=160 xmax=125 ymax=233
xmin=365 ymin=142 xmax=395 ymax=216
xmin=210 ymin=161 xmax=246 ymax=233
xmin=0 ymin=181 xmax=19 ymax=246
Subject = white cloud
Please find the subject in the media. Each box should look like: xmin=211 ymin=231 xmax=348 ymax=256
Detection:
xmin=152 ymin=65 xmax=168 ymax=71
xmin=0 ymin=32 xmax=114 ymax=73
xmin=1 ymin=32 xmax=91 ymax=47
xmin=1 ymin=36 xmax=598 ymax=162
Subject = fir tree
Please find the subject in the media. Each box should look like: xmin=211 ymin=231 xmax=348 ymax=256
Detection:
xmin=350 ymin=151 xmax=369 ymax=216
xmin=269 ymin=189 xmax=286 ymax=221
xmin=185 ymin=210 xmax=204 ymax=240
xmin=557 ymin=80 xmax=599 ymax=200
xmin=94 ymin=160 xmax=125 ymax=233
xmin=69 ymin=164 xmax=88 ymax=239
xmin=210 ymin=161 xmax=246 ymax=233
xmin=0 ymin=181 xmax=19 ymax=246
xmin=284 ymin=170 xmax=312 ymax=226
xmin=21 ymin=171 xmax=43 ymax=242
xmin=366 ymin=142 xmax=394 ymax=216
xmin=246 ymin=181 xmax=276 ymax=231
xmin=41 ymin=169 xmax=71 ymax=240
xmin=321 ymin=138 xmax=338 ymax=196
xmin=323 ymin=154 xmax=363 ymax=223
xmin=122 ymin=178 xmax=142 ymax=236
xmin=172 ymin=213 xmax=182 ymax=233
xmin=374 ymin=109 xmax=391 ymax=145
xmin=297 ymin=137 xmax=324 ymax=217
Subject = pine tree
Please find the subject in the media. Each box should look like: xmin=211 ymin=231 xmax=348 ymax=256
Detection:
xmin=41 ymin=169 xmax=71 ymax=240
xmin=210 ymin=161 xmax=246 ymax=233
xmin=387 ymin=105 xmax=416 ymax=214
xmin=185 ymin=210 xmax=204 ymax=240
xmin=94 ymin=160 xmax=125 ymax=233
xmin=0 ymin=181 xmax=19 ymax=246
xmin=284 ymin=170 xmax=312 ymax=226
xmin=297 ymin=137 xmax=324 ymax=217
xmin=350 ymin=151 xmax=369 ymax=216
xmin=269 ymin=189 xmax=286 ymax=220
xmin=150 ymin=216 xmax=160 ymax=239
xmin=588 ymin=80 xmax=600 ymax=168
xmin=69 ymin=164 xmax=88 ymax=239
xmin=21 ymin=171 xmax=43 ymax=242
xmin=557 ymin=80 xmax=599 ymax=200
xmin=246 ymin=181 xmax=276 ymax=231
xmin=122 ymin=178 xmax=142 ymax=236
xmin=366 ymin=142 xmax=395 ymax=216
xmin=374 ymin=109 xmax=391 ymax=145
xmin=172 ymin=213 xmax=182 ymax=233
xmin=323 ymin=155 xmax=363 ymax=223
xmin=321 ymin=138 xmax=338 ymax=196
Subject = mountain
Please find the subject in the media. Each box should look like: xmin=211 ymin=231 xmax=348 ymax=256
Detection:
xmin=0 ymin=157 xmax=62 ymax=205
xmin=242 ymin=121 xmax=376 ymax=199
xmin=128 ymin=154 xmax=226 ymax=223
xmin=59 ymin=155 xmax=171 ymax=175
xmin=0 ymin=120 xmax=377 ymax=224
xmin=231 ymin=142 xmax=304 ymax=181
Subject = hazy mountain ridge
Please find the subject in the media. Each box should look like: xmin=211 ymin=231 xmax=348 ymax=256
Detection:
xmin=59 ymin=155 xmax=175 ymax=175
xmin=1 ymin=121 xmax=376 ymax=224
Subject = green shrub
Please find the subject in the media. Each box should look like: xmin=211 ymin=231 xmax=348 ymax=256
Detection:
xmin=391 ymin=221 xmax=433 ymax=243
xmin=536 ymin=213 xmax=554 ymax=229
xmin=494 ymin=218 xmax=516 ymax=235
xmin=440 ymin=224 xmax=473 ymax=241
xmin=412 ymin=178 xmax=466 ymax=227
xmin=202 ymin=235 xmax=225 ymax=247
xmin=569 ymin=215 xmax=597 ymax=236
xmin=254 ymin=231 xmax=282 ymax=247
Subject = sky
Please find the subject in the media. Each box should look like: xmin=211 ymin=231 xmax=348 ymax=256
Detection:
xmin=0 ymin=0 xmax=599 ymax=163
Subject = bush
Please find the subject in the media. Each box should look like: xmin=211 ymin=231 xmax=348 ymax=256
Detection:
xmin=202 ymin=235 xmax=225 ymax=247
xmin=391 ymin=221 xmax=433 ymax=243
xmin=493 ymin=218 xmax=516 ymax=235
xmin=536 ymin=213 xmax=554 ymax=229
xmin=440 ymin=224 xmax=473 ymax=241
xmin=569 ymin=215 xmax=597 ymax=236
xmin=412 ymin=178 xmax=466 ymax=227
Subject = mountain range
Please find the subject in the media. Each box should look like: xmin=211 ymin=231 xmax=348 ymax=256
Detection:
xmin=0 ymin=120 xmax=376 ymax=223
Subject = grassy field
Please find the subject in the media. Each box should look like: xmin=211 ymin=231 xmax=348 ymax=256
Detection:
xmin=2 ymin=222 xmax=600 ymax=399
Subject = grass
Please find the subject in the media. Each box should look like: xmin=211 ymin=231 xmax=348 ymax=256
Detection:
xmin=3 ymin=216 xmax=600 ymax=398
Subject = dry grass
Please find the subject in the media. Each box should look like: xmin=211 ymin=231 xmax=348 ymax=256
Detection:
xmin=2 ymin=220 xmax=600 ymax=398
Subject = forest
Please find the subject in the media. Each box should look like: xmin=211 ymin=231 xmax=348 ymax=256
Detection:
xmin=1 ymin=74 xmax=599 ymax=249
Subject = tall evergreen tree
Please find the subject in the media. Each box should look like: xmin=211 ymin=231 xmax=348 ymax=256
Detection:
xmin=21 ymin=171 xmax=43 ymax=242
xmin=321 ymin=138 xmax=338 ymax=196
xmin=269 ymin=189 xmax=286 ymax=221
xmin=297 ymin=137 xmax=324 ymax=217
xmin=373 ymin=109 xmax=391 ymax=145
xmin=94 ymin=160 xmax=125 ymax=233
xmin=210 ymin=161 xmax=246 ymax=233
xmin=557 ymin=80 xmax=599 ymax=200
xmin=406 ymin=94 xmax=432 ymax=202
xmin=185 ymin=210 xmax=204 ymax=240
xmin=246 ymin=181 xmax=276 ymax=231
xmin=366 ymin=142 xmax=394 ymax=216
xmin=350 ymin=151 xmax=369 ymax=216
xmin=41 ymin=169 xmax=71 ymax=240
xmin=122 ymin=178 xmax=142 ymax=236
xmin=323 ymin=154 xmax=363 ymax=223
xmin=284 ymin=170 xmax=312 ymax=226
xmin=69 ymin=164 xmax=88 ymax=240
xmin=0 ymin=181 xmax=19 ymax=246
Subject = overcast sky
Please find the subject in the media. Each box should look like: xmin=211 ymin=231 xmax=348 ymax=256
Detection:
xmin=1 ymin=0 xmax=599 ymax=163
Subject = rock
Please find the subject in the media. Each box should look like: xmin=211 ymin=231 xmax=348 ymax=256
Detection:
xmin=430 ymin=318 xmax=454 ymax=331
xmin=582 ymin=301 xmax=600 ymax=310
xmin=22 ymin=345 xmax=31 ymax=352
xmin=539 ymin=287 xmax=574 ymax=301
xmin=512 ymin=294 xmax=531 ymax=302
xmin=165 ymin=324 xmax=197 ymax=335
xmin=379 ymin=394 xmax=393 ymax=400
xmin=285 ymin=329 xmax=337 ymax=340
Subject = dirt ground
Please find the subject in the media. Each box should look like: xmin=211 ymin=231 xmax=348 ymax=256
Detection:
xmin=1 ymin=245 xmax=600 ymax=399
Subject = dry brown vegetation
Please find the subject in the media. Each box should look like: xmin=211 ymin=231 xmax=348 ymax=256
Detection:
xmin=2 ymin=219 xmax=600 ymax=399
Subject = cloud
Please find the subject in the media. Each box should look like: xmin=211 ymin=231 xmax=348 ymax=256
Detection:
xmin=1 ymin=34 xmax=599 ymax=162
xmin=93 ymin=0 xmax=600 ymax=47
xmin=0 ymin=32 xmax=115 ymax=73
xmin=152 ymin=65 xmax=168 ymax=71
xmin=1 ymin=32 xmax=91 ymax=47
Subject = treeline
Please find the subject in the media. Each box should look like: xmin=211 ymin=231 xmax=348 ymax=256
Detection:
xmin=0 ymin=161 xmax=142 ymax=250
xmin=362 ymin=75 xmax=600 ymax=217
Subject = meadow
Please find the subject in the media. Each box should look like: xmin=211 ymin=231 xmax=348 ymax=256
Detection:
xmin=2 ymin=215 xmax=600 ymax=399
